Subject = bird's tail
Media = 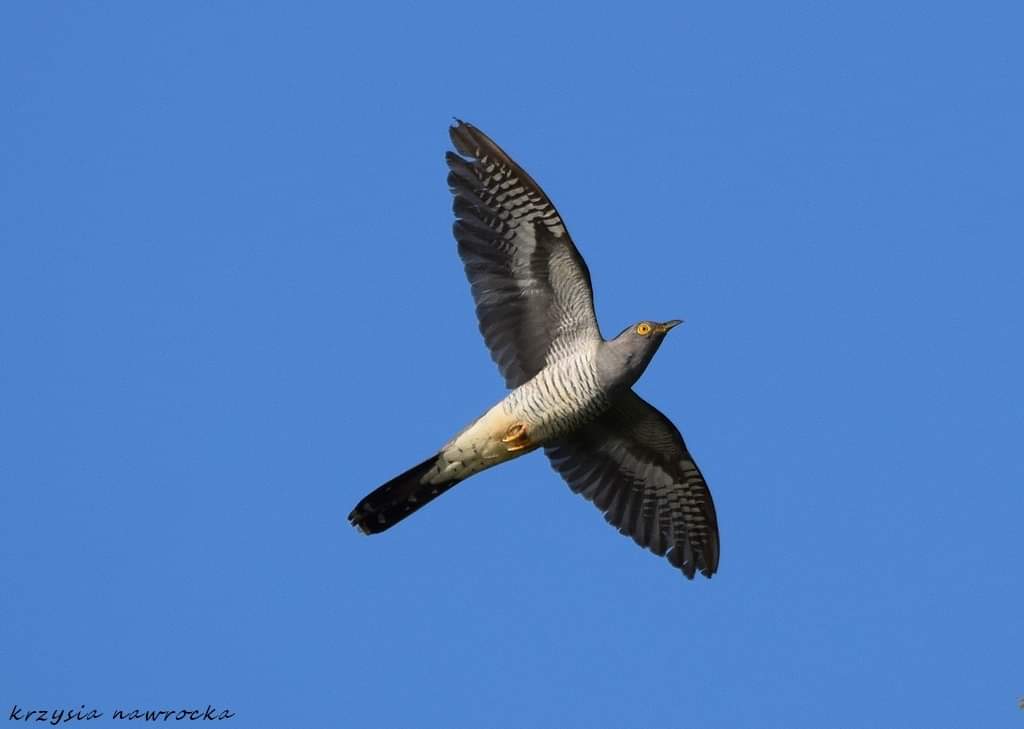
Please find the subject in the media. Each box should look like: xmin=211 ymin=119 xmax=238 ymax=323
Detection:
xmin=348 ymin=455 xmax=463 ymax=535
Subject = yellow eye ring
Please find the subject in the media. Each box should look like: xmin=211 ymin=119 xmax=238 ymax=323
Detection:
xmin=635 ymin=322 xmax=652 ymax=336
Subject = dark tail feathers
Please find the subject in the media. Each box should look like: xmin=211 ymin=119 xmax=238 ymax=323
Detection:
xmin=348 ymin=455 xmax=462 ymax=535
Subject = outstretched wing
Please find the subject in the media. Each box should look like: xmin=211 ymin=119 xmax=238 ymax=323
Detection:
xmin=447 ymin=121 xmax=601 ymax=389
xmin=544 ymin=390 xmax=720 ymax=578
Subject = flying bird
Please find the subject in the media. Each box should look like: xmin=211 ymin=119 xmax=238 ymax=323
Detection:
xmin=348 ymin=121 xmax=719 ymax=578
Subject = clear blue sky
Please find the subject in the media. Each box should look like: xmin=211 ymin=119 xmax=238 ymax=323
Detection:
xmin=2 ymin=3 xmax=1022 ymax=728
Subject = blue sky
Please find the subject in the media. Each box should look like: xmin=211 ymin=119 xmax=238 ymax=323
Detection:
xmin=2 ymin=3 xmax=1022 ymax=728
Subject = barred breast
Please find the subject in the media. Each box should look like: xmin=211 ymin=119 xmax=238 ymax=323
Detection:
xmin=425 ymin=345 xmax=608 ymax=486
xmin=503 ymin=344 xmax=609 ymax=442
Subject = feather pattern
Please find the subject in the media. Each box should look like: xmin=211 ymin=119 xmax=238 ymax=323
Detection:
xmin=544 ymin=390 xmax=720 ymax=578
xmin=447 ymin=121 xmax=601 ymax=389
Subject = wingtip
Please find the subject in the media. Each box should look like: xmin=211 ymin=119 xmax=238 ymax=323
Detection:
xmin=449 ymin=120 xmax=479 ymax=157
xmin=449 ymin=117 xmax=470 ymax=138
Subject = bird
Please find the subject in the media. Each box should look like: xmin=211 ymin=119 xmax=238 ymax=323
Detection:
xmin=347 ymin=121 xmax=719 ymax=578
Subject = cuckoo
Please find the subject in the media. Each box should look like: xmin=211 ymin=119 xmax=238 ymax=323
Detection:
xmin=348 ymin=121 xmax=720 ymax=578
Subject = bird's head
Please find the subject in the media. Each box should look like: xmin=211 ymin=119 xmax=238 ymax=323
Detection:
xmin=596 ymin=319 xmax=683 ymax=394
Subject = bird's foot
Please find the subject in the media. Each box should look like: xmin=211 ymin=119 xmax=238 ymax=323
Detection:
xmin=501 ymin=422 xmax=531 ymax=452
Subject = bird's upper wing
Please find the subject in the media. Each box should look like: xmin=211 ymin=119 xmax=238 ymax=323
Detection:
xmin=544 ymin=390 xmax=720 ymax=578
xmin=447 ymin=121 xmax=601 ymax=389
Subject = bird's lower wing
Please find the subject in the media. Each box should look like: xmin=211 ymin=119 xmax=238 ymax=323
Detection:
xmin=544 ymin=390 xmax=720 ymax=578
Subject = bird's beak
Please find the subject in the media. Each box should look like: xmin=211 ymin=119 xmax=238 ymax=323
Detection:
xmin=657 ymin=319 xmax=683 ymax=334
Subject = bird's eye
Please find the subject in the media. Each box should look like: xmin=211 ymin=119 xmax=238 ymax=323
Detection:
xmin=635 ymin=322 xmax=652 ymax=336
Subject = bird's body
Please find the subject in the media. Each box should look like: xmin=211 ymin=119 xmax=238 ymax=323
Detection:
xmin=427 ymin=342 xmax=606 ymax=484
xmin=349 ymin=121 xmax=720 ymax=579
xmin=503 ymin=343 xmax=608 ymax=442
